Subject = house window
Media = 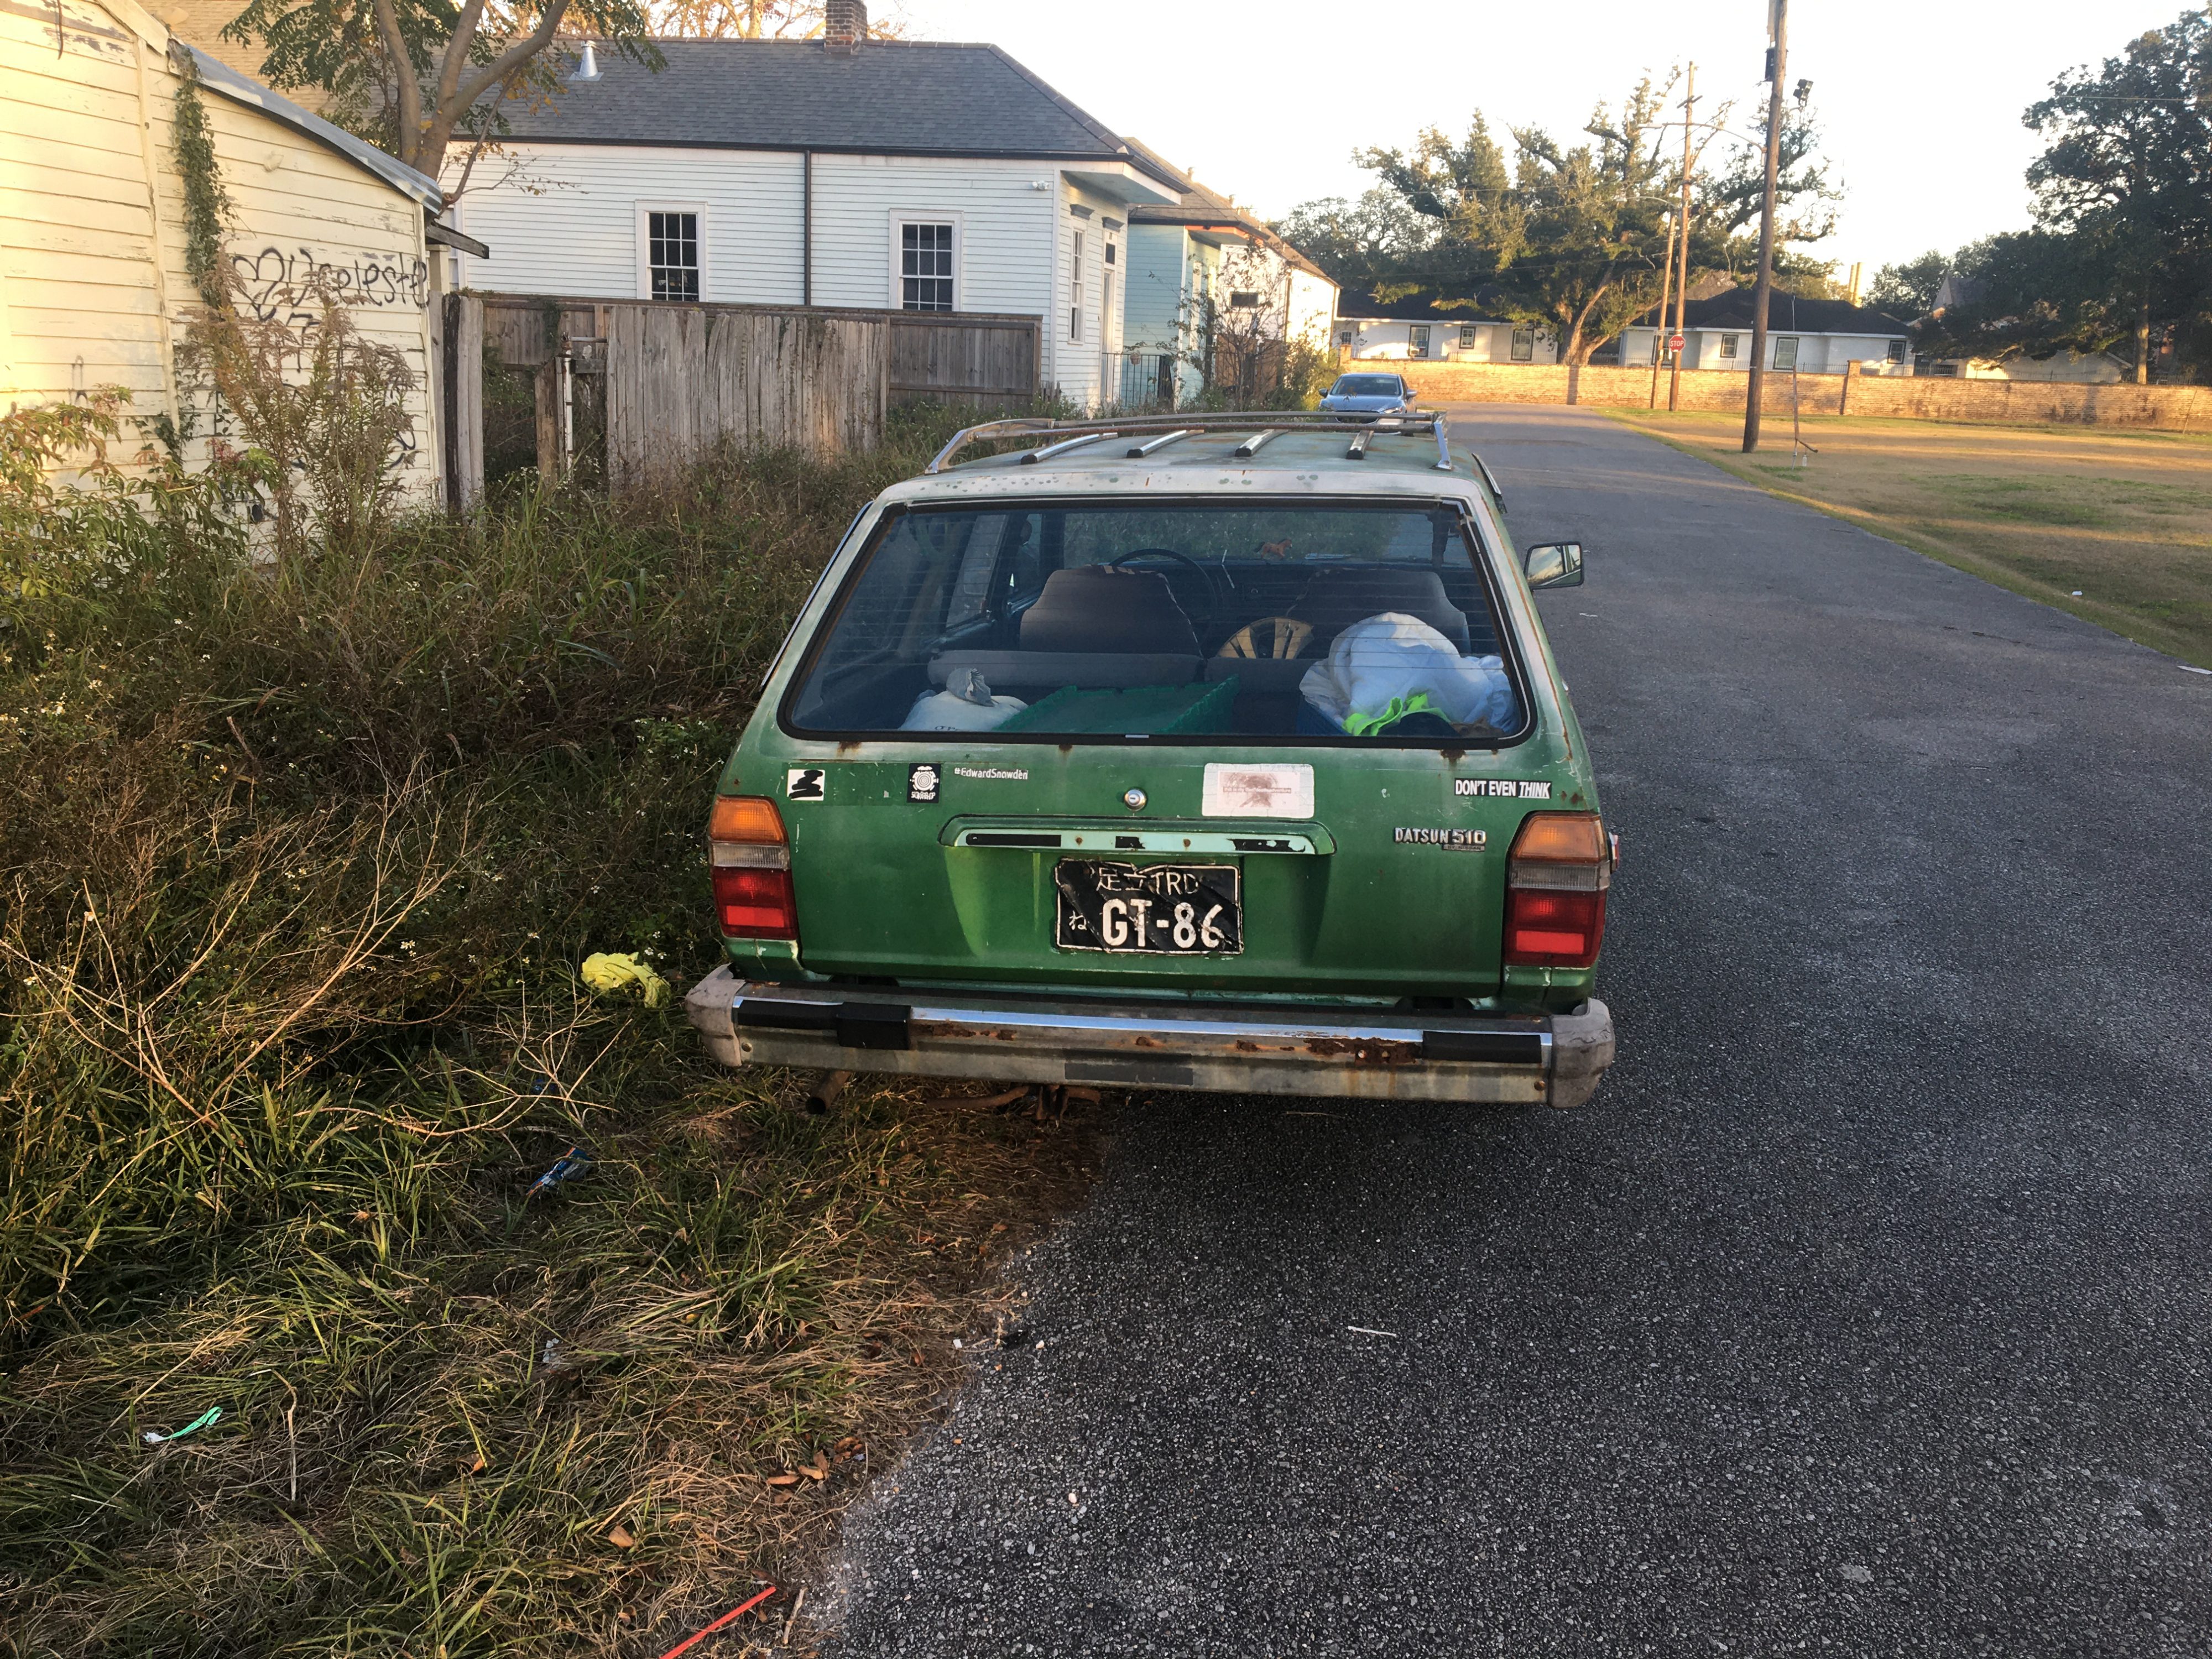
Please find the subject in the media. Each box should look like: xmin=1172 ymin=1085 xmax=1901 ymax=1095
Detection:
xmin=1511 ymin=327 xmax=1533 ymax=362
xmin=1719 ymin=333 xmax=1740 ymax=359
xmin=1338 ymin=325 xmax=1355 ymax=344
xmin=645 ymin=210 xmax=699 ymax=301
xmin=1070 ymin=231 xmax=1083 ymax=342
xmin=900 ymin=222 xmax=954 ymax=311
xmin=1886 ymin=338 xmax=1906 ymax=364
xmin=1229 ymin=291 xmax=1260 ymax=309
xmin=1459 ymin=324 xmax=1478 ymax=350
xmin=1408 ymin=324 xmax=1431 ymax=359
xmin=1773 ymin=336 xmax=1799 ymax=371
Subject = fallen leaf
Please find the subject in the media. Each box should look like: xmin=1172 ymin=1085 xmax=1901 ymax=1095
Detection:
xmin=466 ymin=1453 xmax=486 ymax=1474
xmin=800 ymin=1458 xmax=828 ymax=1482
xmin=833 ymin=1436 xmax=862 ymax=1455
xmin=765 ymin=1473 xmax=800 ymax=1488
xmin=989 ymin=1223 xmax=1006 ymax=1234
xmin=607 ymin=1524 xmax=636 ymax=1549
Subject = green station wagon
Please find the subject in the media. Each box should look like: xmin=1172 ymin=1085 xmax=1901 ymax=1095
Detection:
xmin=684 ymin=410 xmax=1616 ymax=1108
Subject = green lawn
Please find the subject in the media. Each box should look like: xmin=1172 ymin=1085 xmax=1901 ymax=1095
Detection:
xmin=1605 ymin=409 xmax=2212 ymax=667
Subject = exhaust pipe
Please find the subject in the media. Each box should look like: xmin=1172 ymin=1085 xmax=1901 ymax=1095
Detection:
xmin=805 ymin=1068 xmax=854 ymax=1114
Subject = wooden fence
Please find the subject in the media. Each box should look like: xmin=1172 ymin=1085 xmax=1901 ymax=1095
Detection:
xmin=444 ymin=295 xmax=1041 ymax=503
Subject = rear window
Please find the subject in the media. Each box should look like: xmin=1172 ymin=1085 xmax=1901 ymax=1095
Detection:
xmin=782 ymin=500 xmax=1526 ymax=745
xmin=1332 ymin=376 xmax=1402 ymax=397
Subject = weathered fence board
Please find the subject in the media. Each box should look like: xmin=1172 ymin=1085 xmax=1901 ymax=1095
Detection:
xmin=477 ymin=295 xmax=1034 ymax=487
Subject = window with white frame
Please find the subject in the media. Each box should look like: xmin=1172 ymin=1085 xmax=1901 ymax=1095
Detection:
xmin=1773 ymin=336 xmax=1799 ymax=371
xmin=643 ymin=208 xmax=701 ymax=301
xmin=1719 ymin=333 xmax=1740 ymax=359
xmin=1511 ymin=327 xmax=1534 ymax=362
xmin=900 ymin=222 xmax=954 ymax=311
xmin=1886 ymin=338 xmax=1906 ymax=363
xmin=1408 ymin=324 xmax=1431 ymax=359
xmin=1070 ymin=230 xmax=1084 ymax=341
xmin=1459 ymin=324 xmax=1478 ymax=350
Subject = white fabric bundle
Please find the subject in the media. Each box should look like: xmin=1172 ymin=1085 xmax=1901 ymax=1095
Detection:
xmin=1298 ymin=612 xmax=1517 ymax=733
xmin=901 ymin=667 xmax=1027 ymax=732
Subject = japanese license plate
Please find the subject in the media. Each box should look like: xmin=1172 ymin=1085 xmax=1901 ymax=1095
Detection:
xmin=1053 ymin=860 xmax=1241 ymax=954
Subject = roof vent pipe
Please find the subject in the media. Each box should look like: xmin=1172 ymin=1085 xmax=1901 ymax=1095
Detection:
xmin=571 ymin=41 xmax=601 ymax=82
xmin=823 ymin=0 xmax=866 ymax=53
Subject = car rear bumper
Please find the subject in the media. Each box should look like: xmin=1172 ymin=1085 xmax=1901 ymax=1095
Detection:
xmin=683 ymin=967 xmax=1615 ymax=1107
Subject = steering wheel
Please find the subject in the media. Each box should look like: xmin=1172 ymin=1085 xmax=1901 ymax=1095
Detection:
xmin=1109 ymin=547 xmax=1220 ymax=630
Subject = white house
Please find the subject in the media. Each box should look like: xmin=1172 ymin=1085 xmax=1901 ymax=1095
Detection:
xmin=2 ymin=0 xmax=446 ymax=494
xmin=1618 ymin=293 xmax=1910 ymax=375
xmin=1119 ymin=152 xmax=1337 ymax=406
xmin=442 ymin=8 xmax=1186 ymax=409
xmin=1334 ymin=292 xmax=1558 ymax=366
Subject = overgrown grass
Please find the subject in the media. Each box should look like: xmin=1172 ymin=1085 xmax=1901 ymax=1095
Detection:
xmin=0 ymin=405 xmax=1099 ymax=1656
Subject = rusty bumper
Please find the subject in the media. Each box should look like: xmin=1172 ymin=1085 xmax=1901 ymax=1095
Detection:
xmin=682 ymin=967 xmax=1614 ymax=1107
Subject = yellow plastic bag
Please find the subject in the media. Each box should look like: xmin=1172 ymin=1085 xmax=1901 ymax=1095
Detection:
xmin=580 ymin=952 xmax=670 ymax=1009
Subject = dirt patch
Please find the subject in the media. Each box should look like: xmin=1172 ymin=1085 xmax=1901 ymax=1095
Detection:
xmin=1605 ymin=409 xmax=2212 ymax=667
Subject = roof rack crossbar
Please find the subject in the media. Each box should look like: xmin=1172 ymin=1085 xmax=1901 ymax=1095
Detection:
xmin=924 ymin=409 xmax=1453 ymax=474
xmin=1345 ymin=426 xmax=1373 ymax=461
xmin=1126 ymin=428 xmax=1196 ymax=457
xmin=1232 ymin=429 xmax=1284 ymax=458
xmin=1021 ymin=431 xmax=1120 ymax=465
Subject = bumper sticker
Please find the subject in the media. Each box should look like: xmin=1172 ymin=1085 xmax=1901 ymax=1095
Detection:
xmin=1455 ymin=778 xmax=1552 ymax=800
xmin=954 ymin=765 xmax=1029 ymax=781
xmin=907 ymin=763 xmax=940 ymax=803
xmin=1395 ymin=827 xmax=1488 ymax=849
xmin=786 ymin=766 xmax=826 ymax=801
xmin=1202 ymin=763 xmax=1313 ymax=818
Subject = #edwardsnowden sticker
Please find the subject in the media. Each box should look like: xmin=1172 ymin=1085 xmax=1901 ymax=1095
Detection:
xmin=1455 ymin=779 xmax=1551 ymax=800
xmin=1202 ymin=763 xmax=1314 ymax=818
xmin=1395 ymin=827 xmax=1488 ymax=849
xmin=907 ymin=763 xmax=941 ymax=804
xmin=953 ymin=765 xmax=1028 ymax=781
xmin=786 ymin=766 xmax=827 ymax=801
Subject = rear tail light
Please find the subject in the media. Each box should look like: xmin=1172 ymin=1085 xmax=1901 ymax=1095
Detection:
xmin=708 ymin=795 xmax=797 ymax=941
xmin=1504 ymin=811 xmax=1611 ymax=969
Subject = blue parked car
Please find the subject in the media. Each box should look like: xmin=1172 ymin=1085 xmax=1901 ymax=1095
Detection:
xmin=1317 ymin=373 xmax=1417 ymax=415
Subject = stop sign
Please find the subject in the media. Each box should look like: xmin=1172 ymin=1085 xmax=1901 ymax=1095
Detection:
xmin=1669 ymin=333 xmax=1686 ymax=351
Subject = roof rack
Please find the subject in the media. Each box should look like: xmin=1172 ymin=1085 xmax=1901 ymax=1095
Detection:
xmin=922 ymin=409 xmax=1459 ymax=477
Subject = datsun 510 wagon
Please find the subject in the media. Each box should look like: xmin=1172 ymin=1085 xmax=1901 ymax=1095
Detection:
xmin=683 ymin=410 xmax=1616 ymax=1108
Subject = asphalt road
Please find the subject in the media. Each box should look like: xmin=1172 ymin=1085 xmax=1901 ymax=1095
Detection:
xmin=820 ymin=406 xmax=2212 ymax=1656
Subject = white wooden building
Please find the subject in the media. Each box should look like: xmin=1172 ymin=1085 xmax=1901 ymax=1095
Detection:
xmin=1 ymin=0 xmax=445 ymax=493
xmin=1618 ymin=294 xmax=1911 ymax=375
xmin=1334 ymin=292 xmax=1558 ymax=366
xmin=444 ymin=17 xmax=1185 ymax=409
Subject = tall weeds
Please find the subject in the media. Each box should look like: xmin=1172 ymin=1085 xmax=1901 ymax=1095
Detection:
xmin=0 ymin=401 xmax=1092 ymax=1656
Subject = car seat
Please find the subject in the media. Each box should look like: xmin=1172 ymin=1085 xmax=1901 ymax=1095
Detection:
xmin=1287 ymin=567 xmax=1472 ymax=654
xmin=1019 ymin=566 xmax=1201 ymax=655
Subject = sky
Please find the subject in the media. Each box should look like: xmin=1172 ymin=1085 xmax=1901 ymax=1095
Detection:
xmin=888 ymin=0 xmax=2195 ymax=279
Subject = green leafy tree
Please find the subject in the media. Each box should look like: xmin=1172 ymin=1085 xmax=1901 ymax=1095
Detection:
xmin=1866 ymin=249 xmax=1949 ymax=317
xmin=225 ymin=0 xmax=661 ymax=180
xmin=1289 ymin=77 xmax=1839 ymax=364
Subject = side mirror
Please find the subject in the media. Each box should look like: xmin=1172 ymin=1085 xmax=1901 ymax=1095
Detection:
xmin=1521 ymin=541 xmax=1584 ymax=588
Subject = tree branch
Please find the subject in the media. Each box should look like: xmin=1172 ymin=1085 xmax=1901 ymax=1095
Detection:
xmin=372 ymin=0 xmax=423 ymax=171
xmin=446 ymin=0 xmax=572 ymax=135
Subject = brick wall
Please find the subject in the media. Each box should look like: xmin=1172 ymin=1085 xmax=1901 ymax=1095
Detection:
xmin=1392 ymin=361 xmax=2212 ymax=432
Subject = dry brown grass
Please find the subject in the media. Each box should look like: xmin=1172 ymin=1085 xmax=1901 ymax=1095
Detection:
xmin=1605 ymin=409 xmax=2212 ymax=667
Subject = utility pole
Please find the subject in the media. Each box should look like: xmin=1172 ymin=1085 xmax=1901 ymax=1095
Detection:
xmin=1668 ymin=62 xmax=1696 ymax=412
xmin=1743 ymin=0 xmax=1786 ymax=452
xmin=1647 ymin=205 xmax=1677 ymax=409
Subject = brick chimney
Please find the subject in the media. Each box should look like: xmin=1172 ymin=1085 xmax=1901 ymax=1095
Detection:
xmin=823 ymin=0 xmax=866 ymax=53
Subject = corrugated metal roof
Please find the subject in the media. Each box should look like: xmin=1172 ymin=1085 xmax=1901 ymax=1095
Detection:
xmin=489 ymin=38 xmax=1183 ymax=191
xmin=181 ymin=43 xmax=442 ymax=211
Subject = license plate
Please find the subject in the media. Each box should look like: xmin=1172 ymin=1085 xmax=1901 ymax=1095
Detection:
xmin=1053 ymin=860 xmax=1241 ymax=955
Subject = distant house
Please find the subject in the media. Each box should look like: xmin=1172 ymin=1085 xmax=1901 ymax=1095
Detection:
xmin=1618 ymin=293 xmax=1910 ymax=375
xmin=3 ymin=0 xmax=446 ymax=497
xmin=1117 ymin=152 xmax=1337 ymax=406
xmin=443 ymin=5 xmax=1186 ymax=409
xmin=1334 ymin=293 xmax=1558 ymax=366
xmin=1914 ymin=276 xmax=2128 ymax=381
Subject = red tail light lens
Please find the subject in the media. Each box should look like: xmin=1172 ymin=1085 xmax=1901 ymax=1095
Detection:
xmin=708 ymin=794 xmax=797 ymax=941
xmin=1504 ymin=811 xmax=1611 ymax=969
xmin=1505 ymin=886 xmax=1605 ymax=967
xmin=712 ymin=864 xmax=798 ymax=938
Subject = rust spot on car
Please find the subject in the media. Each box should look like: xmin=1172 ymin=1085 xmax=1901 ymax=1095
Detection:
xmin=837 ymin=740 xmax=864 ymax=754
xmin=1304 ymin=1036 xmax=1423 ymax=1067
xmin=1233 ymin=1040 xmax=1261 ymax=1052
xmin=1133 ymin=1035 xmax=1161 ymax=1048
xmin=1438 ymin=747 xmax=1465 ymax=763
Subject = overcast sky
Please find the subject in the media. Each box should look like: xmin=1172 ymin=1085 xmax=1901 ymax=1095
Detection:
xmin=892 ymin=0 xmax=2193 ymax=278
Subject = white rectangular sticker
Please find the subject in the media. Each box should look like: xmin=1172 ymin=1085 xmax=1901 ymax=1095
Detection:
xmin=1202 ymin=763 xmax=1313 ymax=819
xmin=786 ymin=766 xmax=826 ymax=802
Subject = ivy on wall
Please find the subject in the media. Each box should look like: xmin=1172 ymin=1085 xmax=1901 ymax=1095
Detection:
xmin=169 ymin=49 xmax=233 ymax=307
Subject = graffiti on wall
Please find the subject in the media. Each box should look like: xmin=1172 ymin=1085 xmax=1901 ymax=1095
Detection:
xmin=231 ymin=246 xmax=432 ymax=324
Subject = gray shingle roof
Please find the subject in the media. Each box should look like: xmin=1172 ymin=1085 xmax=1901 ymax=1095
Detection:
xmin=1336 ymin=290 xmax=1512 ymax=324
xmin=1636 ymin=293 xmax=1910 ymax=336
xmin=491 ymin=39 xmax=1182 ymax=189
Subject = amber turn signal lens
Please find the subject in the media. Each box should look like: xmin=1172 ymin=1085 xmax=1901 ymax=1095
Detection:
xmin=709 ymin=795 xmax=786 ymax=844
xmin=1507 ymin=812 xmax=1608 ymax=865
